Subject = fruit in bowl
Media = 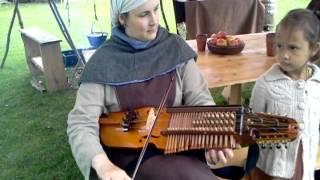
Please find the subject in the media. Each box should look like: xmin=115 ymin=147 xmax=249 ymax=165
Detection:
xmin=207 ymin=31 xmax=245 ymax=55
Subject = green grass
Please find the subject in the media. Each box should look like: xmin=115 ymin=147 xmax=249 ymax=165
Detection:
xmin=0 ymin=0 xmax=310 ymax=179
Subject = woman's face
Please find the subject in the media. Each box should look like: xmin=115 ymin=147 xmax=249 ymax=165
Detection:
xmin=120 ymin=0 xmax=159 ymax=41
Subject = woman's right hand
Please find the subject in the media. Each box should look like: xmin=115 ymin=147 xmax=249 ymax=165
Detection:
xmin=92 ymin=153 xmax=132 ymax=180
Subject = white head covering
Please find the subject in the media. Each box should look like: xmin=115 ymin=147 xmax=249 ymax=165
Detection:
xmin=111 ymin=0 xmax=148 ymax=27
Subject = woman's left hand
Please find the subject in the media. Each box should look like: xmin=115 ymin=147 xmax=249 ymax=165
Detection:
xmin=205 ymin=148 xmax=234 ymax=165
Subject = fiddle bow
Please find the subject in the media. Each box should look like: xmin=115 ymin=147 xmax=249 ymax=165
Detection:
xmin=130 ymin=75 xmax=175 ymax=179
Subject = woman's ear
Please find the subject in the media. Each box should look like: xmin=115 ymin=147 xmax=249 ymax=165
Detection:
xmin=118 ymin=14 xmax=127 ymax=27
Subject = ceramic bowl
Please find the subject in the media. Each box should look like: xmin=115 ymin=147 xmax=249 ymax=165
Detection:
xmin=207 ymin=40 xmax=245 ymax=55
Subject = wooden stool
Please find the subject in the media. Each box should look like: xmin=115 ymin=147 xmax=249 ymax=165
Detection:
xmin=20 ymin=27 xmax=67 ymax=92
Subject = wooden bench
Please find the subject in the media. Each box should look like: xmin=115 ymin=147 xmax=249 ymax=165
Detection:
xmin=20 ymin=27 xmax=67 ymax=92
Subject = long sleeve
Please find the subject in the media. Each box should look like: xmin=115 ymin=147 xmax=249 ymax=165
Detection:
xmin=175 ymin=59 xmax=215 ymax=106
xmin=249 ymin=78 xmax=268 ymax=113
xmin=246 ymin=77 xmax=268 ymax=174
xmin=67 ymin=83 xmax=106 ymax=180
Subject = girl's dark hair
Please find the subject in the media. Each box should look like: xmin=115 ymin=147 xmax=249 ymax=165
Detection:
xmin=277 ymin=9 xmax=320 ymax=62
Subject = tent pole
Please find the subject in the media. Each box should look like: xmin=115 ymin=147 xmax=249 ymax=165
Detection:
xmin=160 ymin=0 xmax=169 ymax=31
xmin=1 ymin=0 xmax=24 ymax=69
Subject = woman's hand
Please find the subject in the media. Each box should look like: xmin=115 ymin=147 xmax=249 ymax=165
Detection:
xmin=205 ymin=148 xmax=234 ymax=165
xmin=92 ymin=153 xmax=132 ymax=180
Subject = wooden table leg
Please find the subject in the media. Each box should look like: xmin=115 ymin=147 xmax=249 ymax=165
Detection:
xmin=316 ymin=145 xmax=320 ymax=170
xmin=229 ymin=84 xmax=242 ymax=105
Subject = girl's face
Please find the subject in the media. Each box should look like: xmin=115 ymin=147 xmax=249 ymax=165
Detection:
xmin=119 ymin=0 xmax=159 ymax=41
xmin=276 ymin=26 xmax=318 ymax=79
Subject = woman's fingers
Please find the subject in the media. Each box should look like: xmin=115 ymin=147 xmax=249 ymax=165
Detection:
xmin=206 ymin=149 xmax=218 ymax=164
xmin=235 ymin=143 xmax=242 ymax=149
xmin=222 ymin=148 xmax=234 ymax=160
xmin=217 ymin=150 xmax=227 ymax=163
xmin=206 ymin=148 xmax=234 ymax=164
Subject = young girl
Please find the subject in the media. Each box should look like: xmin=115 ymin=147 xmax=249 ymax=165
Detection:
xmin=248 ymin=9 xmax=320 ymax=180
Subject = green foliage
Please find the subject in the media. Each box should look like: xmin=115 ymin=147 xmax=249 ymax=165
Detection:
xmin=0 ymin=0 xmax=310 ymax=179
xmin=274 ymin=0 xmax=310 ymax=26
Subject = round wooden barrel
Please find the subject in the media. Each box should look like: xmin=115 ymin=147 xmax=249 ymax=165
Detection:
xmin=261 ymin=0 xmax=276 ymax=31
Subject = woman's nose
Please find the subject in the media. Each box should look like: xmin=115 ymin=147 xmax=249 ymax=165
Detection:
xmin=149 ymin=12 xmax=158 ymax=26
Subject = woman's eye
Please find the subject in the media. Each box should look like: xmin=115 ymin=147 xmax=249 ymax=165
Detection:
xmin=139 ymin=12 xmax=148 ymax=17
xmin=154 ymin=6 xmax=159 ymax=12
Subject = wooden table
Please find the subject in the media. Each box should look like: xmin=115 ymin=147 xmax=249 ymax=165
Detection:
xmin=187 ymin=32 xmax=276 ymax=104
xmin=316 ymin=145 xmax=320 ymax=170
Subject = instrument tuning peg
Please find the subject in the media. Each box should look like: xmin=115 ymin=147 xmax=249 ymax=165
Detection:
xmin=122 ymin=117 xmax=128 ymax=122
xmin=247 ymin=108 xmax=253 ymax=113
xmin=280 ymin=113 xmax=287 ymax=117
xmin=131 ymin=110 xmax=137 ymax=117
xmin=122 ymin=122 xmax=129 ymax=130
xmin=125 ymin=110 xmax=130 ymax=116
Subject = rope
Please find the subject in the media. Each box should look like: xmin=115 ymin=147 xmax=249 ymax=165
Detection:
xmin=65 ymin=0 xmax=70 ymax=26
xmin=90 ymin=0 xmax=101 ymax=33
xmin=48 ymin=0 xmax=85 ymax=88
xmin=93 ymin=0 xmax=98 ymax=21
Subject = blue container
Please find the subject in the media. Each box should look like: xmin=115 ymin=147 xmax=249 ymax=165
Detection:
xmin=87 ymin=32 xmax=108 ymax=48
xmin=62 ymin=50 xmax=80 ymax=68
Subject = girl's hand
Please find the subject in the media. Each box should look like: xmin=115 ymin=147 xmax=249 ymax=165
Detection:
xmin=92 ymin=153 xmax=132 ymax=180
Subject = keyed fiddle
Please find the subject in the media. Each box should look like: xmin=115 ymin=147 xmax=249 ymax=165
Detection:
xmin=99 ymin=105 xmax=299 ymax=154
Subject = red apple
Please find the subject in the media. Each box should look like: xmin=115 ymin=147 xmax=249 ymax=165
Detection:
xmin=226 ymin=35 xmax=233 ymax=41
xmin=228 ymin=39 xmax=240 ymax=46
xmin=210 ymin=36 xmax=218 ymax=45
xmin=226 ymin=36 xmax=235 ymax=45
xmin=210 ymin=33 xmax=216 ymax=39
xmin=234 ymin=37 xmax=241 ymax=41
xmin=216 ymin=38 xmax=227 ymax=47
xmin=216 ymin=31 xmax=227 ymax=39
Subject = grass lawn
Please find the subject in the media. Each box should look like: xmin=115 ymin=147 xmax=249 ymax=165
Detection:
xmin=0 ymin=0 xmax=310 ymax=179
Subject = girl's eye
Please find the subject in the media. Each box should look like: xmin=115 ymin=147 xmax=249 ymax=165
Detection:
xmin=289 ymin=45 xmax=298 ymax=50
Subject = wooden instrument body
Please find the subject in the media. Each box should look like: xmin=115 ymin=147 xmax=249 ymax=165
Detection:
xmin=99 ymin=106 xmax=299 ymax=153
xmin=99 ymin=107 xmax=169 ymax=150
